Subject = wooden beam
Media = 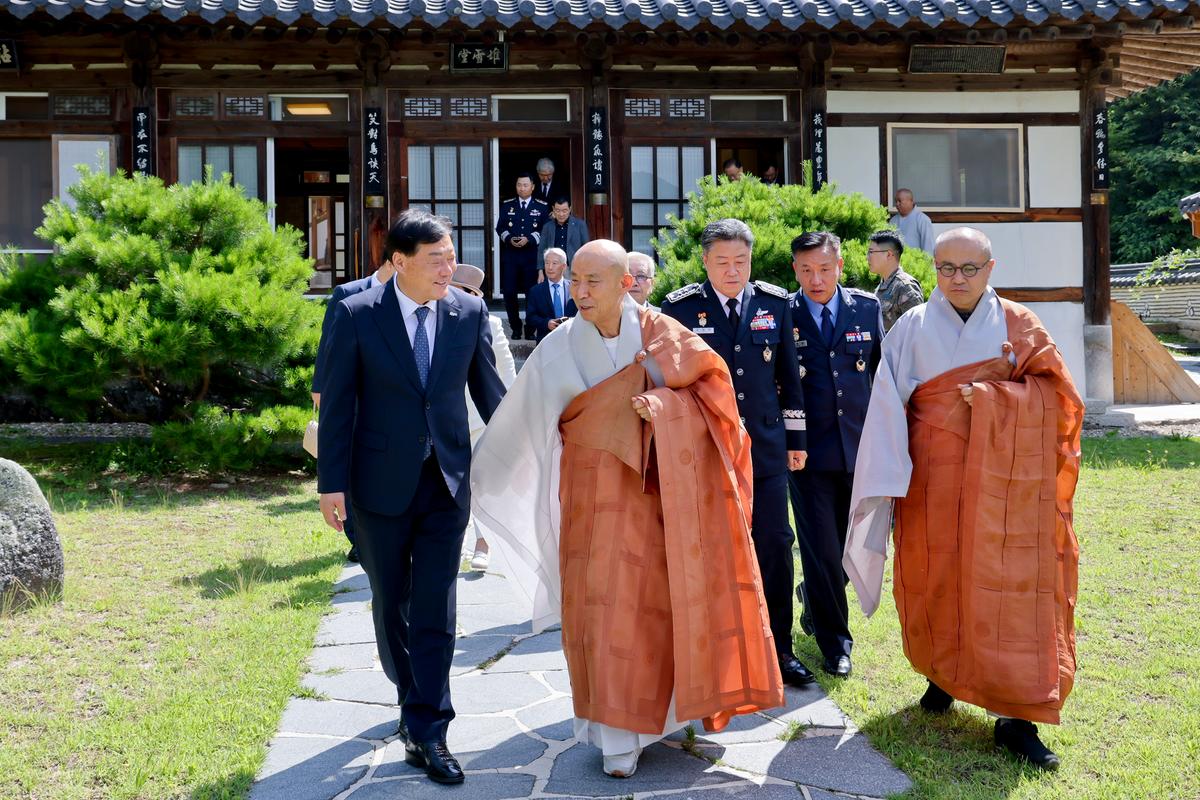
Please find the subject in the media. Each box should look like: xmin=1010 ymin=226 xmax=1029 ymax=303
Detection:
xmin=995 ymin=287 xmax=1084 ymax=303
xmin=926 ymin=208 xmax=1084 ymax=223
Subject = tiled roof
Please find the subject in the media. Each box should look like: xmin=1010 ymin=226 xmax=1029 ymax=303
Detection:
xmin=2 ymin=0 xmax=1197 ymax=30
xmin=1111 ymin=259 xmax=1200 ymax=286
xmin=1182 ymin=191 xmax=1200 ymax=215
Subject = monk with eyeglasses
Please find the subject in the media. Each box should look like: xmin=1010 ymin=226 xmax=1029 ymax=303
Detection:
xmin=844 ymin=227 xmax=1082 ymax=771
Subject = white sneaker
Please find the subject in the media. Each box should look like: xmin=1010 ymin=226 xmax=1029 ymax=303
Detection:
xmin=602 ymin=748 xmax=641 ymax=778
xmin=469 ymin=548 xmax=489 ymax=571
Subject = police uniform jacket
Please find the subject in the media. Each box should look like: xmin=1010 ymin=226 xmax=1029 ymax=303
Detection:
xmin=662 ymin=279 xmax=806 ymax=479
xmin=495 ymin=197 xmax=548 ymax=269
xmin=789 ymin=285 xmax=882 ymax=474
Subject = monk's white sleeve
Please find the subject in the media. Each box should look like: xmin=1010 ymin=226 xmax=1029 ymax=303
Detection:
xmin=843 ymin=330 xmax=915 ymax=617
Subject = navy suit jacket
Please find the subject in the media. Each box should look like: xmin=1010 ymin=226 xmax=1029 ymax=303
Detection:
xmin=316 ymin=280 xmax=507 ymax=513
xmin=525 ymin=280 xmax=577 ymax=342
xmin=312 ymin=275 xmax=375 ymax=394
xmin=789 ymin=285 xmax=882 ymax=473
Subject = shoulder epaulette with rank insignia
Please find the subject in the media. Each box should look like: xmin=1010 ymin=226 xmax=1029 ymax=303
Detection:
xmin=846 ymin=287 xmax=879 ymax=303
xmin=665 ymin=283 xmax=703 ymax=303
xmin=502 ymin=197 xmax=516 ymax=203
xmin=753 ymin=280 xmax=788 ymax=299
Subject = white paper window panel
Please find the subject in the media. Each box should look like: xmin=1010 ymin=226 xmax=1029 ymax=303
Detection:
xmin=828 ymin=91 xmax=1080 ymax=114
xmin=1027 ymin=127 xmax=1082 ymax=208
xmin=408 ymin=146 xmax=432 ymax=200
xmin=461 ymin=229 xmax=485 ymax=269
xmin=434 ymin=146 xmax=458 ymax=200
xmin=55 ymin=138 xmax=113 ymax=209
xmin=178 ymin=145 xmax=203 ymax=185
xmin=232 ymin=145 xmax=257 ymax=199
xmin=631 ymin=147 xmax=654 ymax=199
xmin=460 ymin=147 xmax=484 ymax=200
xmin=827 ymin=127 xmax=881 ymax=203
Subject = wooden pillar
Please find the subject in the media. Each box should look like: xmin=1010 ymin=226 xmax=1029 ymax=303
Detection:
xmin=585 ymin=58 xmax=613 ymax=241
xmin=358 ymin=38 xmax=391 ymax=280
xmin=122 ymin=32 xmax=159 ymax=176
xmin=1080 ymin=48 xmax=1116 ymax=404
xmin=799 ymin=40 xmax=832 ymax=188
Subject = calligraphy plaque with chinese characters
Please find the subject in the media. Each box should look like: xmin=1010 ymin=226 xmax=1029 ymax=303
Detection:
xmin=132 ymin=106 xmax=154 ymax=176
xmin=450 ymin=43 xmax=508 ymax=73
xmin=810 ymin=107 xmax=827 ymax=189
xmin=363 ymin=107 xmax=385 ymax=197
xmin=0 ymin=40 xmax=17 ymax=71
xmin=586 ymin=107 xmax=609 ymax=193
xmin=1091 ymin=103 xmax=1109 ymax=191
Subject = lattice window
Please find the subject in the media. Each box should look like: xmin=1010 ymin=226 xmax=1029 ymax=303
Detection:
xmin=52 ymin=94 xmax=111 ymax=117
xmin=624 ymin=97 xmax=662 ymax=118
xmin=449 ymin=97 xmax=489 ymax=118
xmin=224 ymin=95 xmax=265 ymax=118
xmin=404 ymin=97 xmax=443 ymax=118
xmin=175 ymin=95 xmax=216 ymax=118
xmin=668 ymin=97 xmax=707 ymax=119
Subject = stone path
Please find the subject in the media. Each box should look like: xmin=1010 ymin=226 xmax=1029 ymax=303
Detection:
xmin=251 ymin=564 xmax=912 ymax=800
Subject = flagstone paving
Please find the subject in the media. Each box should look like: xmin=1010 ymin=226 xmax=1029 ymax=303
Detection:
xmin=251 ymin=564 xmax=912 ymax=800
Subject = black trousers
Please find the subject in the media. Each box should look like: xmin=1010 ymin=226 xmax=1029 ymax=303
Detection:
xmin=351 ymin=453 xmax=469 ymax=743
xmin=788 ymin=468 xmax=854 ymax=661
xmin=341 ymin=504 xmax=356 ymax=546
xmin=751 ymin=472 xmax=797 ymax=659
xmin=501 ymin=257 xmax=538 ymax=337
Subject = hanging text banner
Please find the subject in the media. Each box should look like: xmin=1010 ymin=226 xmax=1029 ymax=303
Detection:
xmin=364 ymin=106 xmax=385 ymax=197
xmin=587 ymin=107 xmax=609 ymax=194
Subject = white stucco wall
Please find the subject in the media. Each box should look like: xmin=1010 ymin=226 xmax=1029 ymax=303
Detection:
xmin=929 ymin=222 xmax=1083 ymax=289
xmin=1028 ymin=127 xmax=1082 ymax=208
xmin=827 ymin=127 xmax=881 ymax=203
xmin=827 ymin=90 xmax=1080 ymax=114
xmin=1024 ymin=301 xmax=1087 ymax=389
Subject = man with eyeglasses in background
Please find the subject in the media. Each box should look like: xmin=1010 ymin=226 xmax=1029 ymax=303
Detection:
xmin=845 ymin=227 xmax=1083 ymax=771
xmin=866 ymin=230 xmax=925 ymax=334
xmin=627 ymin=252 xmax=659 ymax=311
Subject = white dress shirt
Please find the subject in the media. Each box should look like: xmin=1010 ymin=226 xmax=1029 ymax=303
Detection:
xmin=394 ymin=283 xmax=438 ymax=358
xmin=713 ymin=285 xmax=748 ymax=321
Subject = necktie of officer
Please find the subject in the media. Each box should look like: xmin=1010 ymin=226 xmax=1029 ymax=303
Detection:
xmin=521 ymin=199 xmax=527 ymax=210
xmin=821 ymin=305 xmax=834 ymax=347
xmin=726 ymin=297 xmax=740 ymax=332
xmin=552 ymin=282 xmax=564 ymax=318
xmin=413 ymin=306 xmax=432 ymax=459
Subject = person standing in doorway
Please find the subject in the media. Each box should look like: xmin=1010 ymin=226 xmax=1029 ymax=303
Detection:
xmin=496 ymin=173 xmax=548 ymax=340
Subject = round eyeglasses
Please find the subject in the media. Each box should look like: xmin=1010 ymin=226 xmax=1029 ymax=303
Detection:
xmin=935 ymin=263 xmax=983 ymax=278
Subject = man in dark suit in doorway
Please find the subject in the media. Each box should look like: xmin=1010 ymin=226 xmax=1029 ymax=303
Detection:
xmin=317 ymin=209 xmax=507 ymax=786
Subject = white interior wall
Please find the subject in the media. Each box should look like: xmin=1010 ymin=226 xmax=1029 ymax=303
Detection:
xmin=827 ymin=127 xmax=881 ymax=203
xmin=1028 ymin=127 xmax=1082 ymax=208
xmin=827 ymin=91 xmax=1080 ymax=114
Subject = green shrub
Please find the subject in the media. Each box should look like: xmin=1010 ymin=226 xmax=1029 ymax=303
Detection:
xmin=0 ymin=168 xmax=321 ymax=421
xmin=152 ymin=404 xmax=312 ymax=473
xmin=650 ymin=174 xmax=934 ymax=302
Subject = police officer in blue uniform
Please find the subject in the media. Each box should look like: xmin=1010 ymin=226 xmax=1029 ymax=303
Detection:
xmin=495 ymin=172 xmax=548 ymax=340
xmin=661 ymin=218 xmax=814 ymax=687
xmin=787 ymin=231 xmax=882 ymax=679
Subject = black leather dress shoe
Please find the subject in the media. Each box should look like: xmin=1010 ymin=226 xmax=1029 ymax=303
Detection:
xmin=395 ymin=720 xmax=408 ymax=742
xmin=405 ymin=740 xmax=466 ymax=784
xmin=994 ymin=718 xmax=1060 ymax=771
xmin=346 ymin=546 xmax=360 ymax=563
xmin=778 ymin=654 xmax=816 ymax=687
xmin=822 ymin=655 xmax=852 ymax=678
xmin=795 ymin=583 xmax=814 ymax=636
xmin=919 ymin=680 xmax=954 ymax=713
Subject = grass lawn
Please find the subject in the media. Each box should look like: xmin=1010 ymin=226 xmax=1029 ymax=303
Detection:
xmin=795 ymin=434 xmax=1200 ymax=800
xmin=0 ymin=442 xmax=345 ymax=800
xmin=1 ymin=435 xmax=1198 ymax=799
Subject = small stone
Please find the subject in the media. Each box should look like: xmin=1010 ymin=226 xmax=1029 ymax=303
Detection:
xmin=0 ymin=458 xmax=64 ymax=611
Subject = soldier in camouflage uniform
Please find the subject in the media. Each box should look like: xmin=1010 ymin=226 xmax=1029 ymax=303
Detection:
xmin=867 ymin=230 xmax=925 ymax=333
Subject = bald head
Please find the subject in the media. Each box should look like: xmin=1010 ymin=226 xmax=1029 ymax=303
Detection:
xmin=934 ymin=227 xmax=992 ymax=263
xmin=570 ymin=240 xmax=635 ymax=337
xmin=573 ymin=239 xmax=630 ymax=277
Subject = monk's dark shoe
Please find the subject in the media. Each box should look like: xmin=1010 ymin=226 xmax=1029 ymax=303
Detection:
xmin=405 ymin=740 xmax=466 ymax=784
xmin=994 ymin=719 xmax=1060 ymax=771
xmin=822 ymin=655 xmax=852 ymax=678
xmin=919 ymin=680 xmax=954 ymax=714
xmin=778 ymin=654 xmax=816 ymax=687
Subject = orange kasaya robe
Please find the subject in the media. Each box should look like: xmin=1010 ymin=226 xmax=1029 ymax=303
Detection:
xmin=556 ymin=307 xmax=784 ymax=735
xmin=894 ymin=299 xmax=1083 ymax=724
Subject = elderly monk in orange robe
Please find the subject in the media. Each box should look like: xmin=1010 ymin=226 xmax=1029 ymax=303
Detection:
xmin=844 ymin=227 xmax=1082 ymax=771
xmin=472 ymin=240 xmax=783 ymax=778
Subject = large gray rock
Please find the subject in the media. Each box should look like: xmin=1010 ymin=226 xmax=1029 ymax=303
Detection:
xmin=0 ymin=458 xmax=64 ymax=611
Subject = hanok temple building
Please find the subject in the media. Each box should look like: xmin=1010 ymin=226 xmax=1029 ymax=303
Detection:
xmin=2 ymin=0 xmax=1200 ymax=407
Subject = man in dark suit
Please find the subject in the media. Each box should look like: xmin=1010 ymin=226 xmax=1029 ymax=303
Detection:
xmin=787 ymin=231 xmax=882 ymax=680
xmin=318 ymin=209 xmax=507 ymax=785
xmin=495 ymin=173 xmax=548 ymax=340
xmin=311 ymin=262 xmax=396 ymax=563
xmin=525 ymin=247 xmax=576 ymax=342
xmin=537 ymin=198 xmax=589 ymax=268
xmin=661 ymin=218 xmax=813 ymax=689
xmin=534 ymin=157 xmax=559 ymax=205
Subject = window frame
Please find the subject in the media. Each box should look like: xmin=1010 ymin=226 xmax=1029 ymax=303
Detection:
xmin=405 ymin=141 xmax=490 ymax=280
xmin=0 ymin=136 xmax=54 ymax=253
xmin=0 ymin=92 xmax=50 ymax=121
xmin=624 ymin=140 xmax=711 ymax=261
xmin=709 ymin=94 xmax=789 ymax=123
xmin=886 ymin=122 xmax=1026 ymax=213
xmin=174 ymin=139 xmax=267 ymax=201
xmin=491 ymin=93 xmax=571 ymax=123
